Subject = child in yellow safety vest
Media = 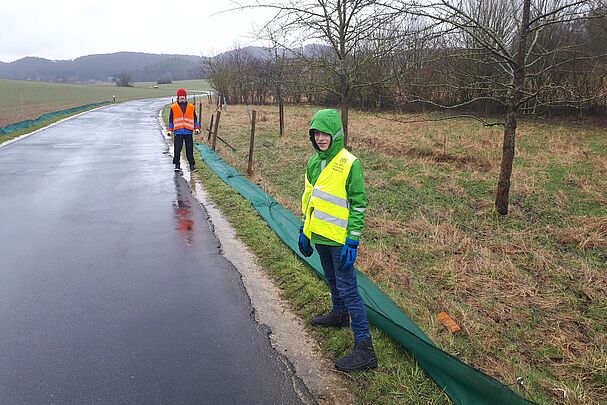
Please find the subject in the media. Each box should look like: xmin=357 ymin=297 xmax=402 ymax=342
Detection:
xmin=298 ymin=109 xmax=377 ymax=372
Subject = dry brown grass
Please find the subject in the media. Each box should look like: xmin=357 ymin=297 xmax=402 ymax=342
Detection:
xmin=350 ymin=117 xmax=496 ymax=172
xmin=0 ymin=104 xmax=82 ymax=127
xmin=366 ymin=209 xmax=606 ymax=404
xmin=546 ymin=216 xmax=607 ymax=250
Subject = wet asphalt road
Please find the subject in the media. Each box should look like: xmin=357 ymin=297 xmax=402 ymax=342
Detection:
xmin=0 ymin=99 xmax=309 ymax=404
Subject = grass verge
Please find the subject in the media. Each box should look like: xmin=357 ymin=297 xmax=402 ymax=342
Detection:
xmin=0 ymin=105 xmax=106 ymax=144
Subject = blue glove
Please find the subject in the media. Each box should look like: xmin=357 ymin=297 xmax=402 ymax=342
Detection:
xmin=339 ymin=238 xmax=359 ymax=270
xmin=298 ymin=226 xmax=313 ymax=257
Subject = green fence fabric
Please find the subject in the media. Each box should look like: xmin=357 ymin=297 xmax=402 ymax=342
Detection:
xmin=0 ymin=101 xmax=111 ymax=135
xmin=196 ymin=143 xmax=536 ymax=405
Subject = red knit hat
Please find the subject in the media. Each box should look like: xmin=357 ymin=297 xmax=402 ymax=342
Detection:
xmin=177 ymin=88 xmax=187 ymax=97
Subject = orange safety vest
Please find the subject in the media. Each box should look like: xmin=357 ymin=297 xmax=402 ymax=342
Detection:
xmin=171 ymin=103 xmax=196 ymax=131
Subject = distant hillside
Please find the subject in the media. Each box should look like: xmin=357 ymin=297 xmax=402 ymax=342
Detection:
xmin=209 ymin=44 xmax=331 ymax=62
xmin=0 ymin=52 xmax=204 ymax=83
xmin=210 ymin=46 xmax=274 ymax=62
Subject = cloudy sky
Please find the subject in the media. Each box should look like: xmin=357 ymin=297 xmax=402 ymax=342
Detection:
xmin=0 ymin=0 xmax=276 ymax=62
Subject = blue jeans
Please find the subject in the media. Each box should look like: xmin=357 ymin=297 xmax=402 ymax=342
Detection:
xmin=316 ymin=244 xmax=371 ymax=342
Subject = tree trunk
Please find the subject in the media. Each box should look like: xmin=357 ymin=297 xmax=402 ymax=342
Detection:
xmin=495 ymin=111 xmax=517 ymax=214
xmin=494 ymin=0 xmax=530 ymax=215
xmin=278 ymin=94 xmax=284 ymax=137
xmin=341 ymin=91 xmax=350 ymax=147
xmin=338 ymin=3 xmax=349 ymax=148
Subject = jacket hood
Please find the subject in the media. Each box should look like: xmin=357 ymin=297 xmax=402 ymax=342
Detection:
xmin=308 ymin=109 xmax=344 ymax=160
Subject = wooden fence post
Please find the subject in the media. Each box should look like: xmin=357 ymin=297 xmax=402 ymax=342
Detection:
xmin=247 ymin=110 xmax=256 ymax=176
xmin=207 ymin=114 xmax=214 ymax=141
xmin=211 ymin=110 xmax=221 ymax=151
xmin=279 ymin=101 xmax=284 ymax=138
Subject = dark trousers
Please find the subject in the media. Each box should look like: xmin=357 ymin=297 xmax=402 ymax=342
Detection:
xmin=316 ymin=244 xmax=371 ymax=342
xmin=173 ymin=134 xmax=195 ymax=168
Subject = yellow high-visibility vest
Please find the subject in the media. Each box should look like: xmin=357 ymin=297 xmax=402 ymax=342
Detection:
xmin=302 ymin=148 xmax=356 ymax=244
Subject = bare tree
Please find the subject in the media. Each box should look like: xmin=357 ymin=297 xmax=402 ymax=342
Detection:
xmin=206 ymin=45 xmax=271 ymax=104
xmin=252 ymin=0 xmax=406 ymax=146
xmin=394 ymin=0 xmax=607 ymax=214
xmin=114 ymin=71 xmax=132 ymax=87
xmin=264 ymin=30 xmax=289 ymax=136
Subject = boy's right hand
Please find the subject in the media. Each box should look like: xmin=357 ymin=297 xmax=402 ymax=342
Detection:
xmin=298 ymin=226 xmax=313 ymax=257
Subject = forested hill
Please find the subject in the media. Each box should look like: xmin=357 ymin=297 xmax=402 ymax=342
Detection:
xmin=0 ymin=52 xmax=203 ymax=83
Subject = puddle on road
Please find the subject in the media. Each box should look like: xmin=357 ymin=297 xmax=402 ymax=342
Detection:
xmin=172 ymin=176 xmax=195 ymax=246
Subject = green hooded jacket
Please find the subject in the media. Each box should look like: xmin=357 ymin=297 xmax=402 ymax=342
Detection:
xmin=305 ymin=109 xmax=367 ymax=246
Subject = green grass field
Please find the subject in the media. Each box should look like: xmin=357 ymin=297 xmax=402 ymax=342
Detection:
xmin=183 ymin=104 xmax=606 ymax=405
xmin=0 ymin=79 xmax=211 ymax=127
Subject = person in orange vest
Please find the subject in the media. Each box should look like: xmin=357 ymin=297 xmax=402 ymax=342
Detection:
xmin=168 ymin=88 xmax=200 ymax=173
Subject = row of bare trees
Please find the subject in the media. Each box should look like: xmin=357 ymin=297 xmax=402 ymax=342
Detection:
xmin=205 ymin=0 xmax=607 ymax=214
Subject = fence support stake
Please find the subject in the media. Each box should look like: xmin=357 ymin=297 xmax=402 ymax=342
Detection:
xmin=247 ymin=110 xmax=256 ymax=176
xmin=211 ymin=110 xmax=221 ymax=151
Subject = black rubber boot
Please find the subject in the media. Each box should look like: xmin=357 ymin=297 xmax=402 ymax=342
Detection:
xmin=311 ymin=309 xmax=350 ymax=328
xmin=335 ymin=338 xmax=378 ymax=372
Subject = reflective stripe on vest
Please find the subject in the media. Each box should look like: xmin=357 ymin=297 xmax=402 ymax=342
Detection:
xmin=302 ymin=148 xmax=356 ymax=244
xmin=171 ymin=103 xmax=196 ymax=131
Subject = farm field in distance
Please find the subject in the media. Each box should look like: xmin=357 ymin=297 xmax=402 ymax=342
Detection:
xmin=0 ymin=79 xmax=210 ymax=127
xmin=189 ymin=103 xmax=607 ymax=405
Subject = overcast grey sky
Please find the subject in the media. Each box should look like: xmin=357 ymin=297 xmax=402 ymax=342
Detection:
xmin=0 ymin=0 xmax=275 ymax=62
